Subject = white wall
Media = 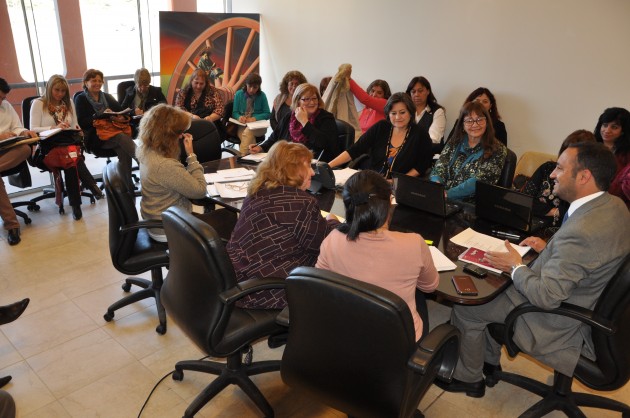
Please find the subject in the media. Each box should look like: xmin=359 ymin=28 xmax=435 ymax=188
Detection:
xmin=232 ymin=0 xmax=630 ymax=157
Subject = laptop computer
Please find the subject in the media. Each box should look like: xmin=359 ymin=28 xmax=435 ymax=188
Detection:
xmin=475 ymin=181 xmax=547 ymax=234
xmin=392 ymin=173 xmax=461 ymax=217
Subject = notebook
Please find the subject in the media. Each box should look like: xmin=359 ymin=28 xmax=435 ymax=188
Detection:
xmin=475 ymin=181 xmax=547 ymax=234
xmin=392 ymin=173 xmax=461 ymax=217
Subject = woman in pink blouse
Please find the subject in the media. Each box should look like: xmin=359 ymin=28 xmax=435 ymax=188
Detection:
xmin=349 ymin=78 xmax=391 ymax=133
xmin=316 ymin=170 xmax=439 ymax=341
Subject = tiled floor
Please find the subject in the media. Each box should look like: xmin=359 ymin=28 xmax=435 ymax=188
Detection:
xmin=2 ymin=186 xmax=629 ymax=417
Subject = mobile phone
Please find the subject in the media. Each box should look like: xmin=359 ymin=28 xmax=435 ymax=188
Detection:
xmin=463 ymin=263 xmax=487 ymax=278
xmin=452 ymin=275 xmax=479 ymax=296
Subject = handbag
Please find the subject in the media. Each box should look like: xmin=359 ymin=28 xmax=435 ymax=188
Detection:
xmin=93 ymin=117 xmax=132 ymax=140
xmin=43 ymin=144 xmax=82 ymax=170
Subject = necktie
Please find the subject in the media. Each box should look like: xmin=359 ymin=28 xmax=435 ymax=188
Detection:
xmin=562 ymin=211 xmax=569 ymax=225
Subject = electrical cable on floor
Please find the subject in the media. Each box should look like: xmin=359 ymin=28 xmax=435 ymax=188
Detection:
xmin=137 ymin=355 xmax=211 ymax=418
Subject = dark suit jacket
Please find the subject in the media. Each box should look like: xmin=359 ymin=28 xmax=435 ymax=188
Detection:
xmin=120 ymin=85 xmax=166 ymax=112
xmin=508 ymin=192 xmax=630 ymax=376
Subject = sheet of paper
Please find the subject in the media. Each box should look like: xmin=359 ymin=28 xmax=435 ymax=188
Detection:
xmin=215 ymin=181 xmax=249 ymax=198
xmin=320 ymin=210 xmax=345 ymax=223
xmin=206 ymin=184 xmax=219 ymax=196
xmin=228 ymin=117 xmax=246 ymax=126
xmin=240 ymin=152 xmax=267 ymax=162
xmin=429 ymin=246 xmax=457 ymax=272
xmin=205 ymin=168 xmax=255 ymax=184
xmin=333 ymin=167 xmax=359 ymax=187
xmin=246 ymin=119 xmax=270 ymax=130
xmin=450 ymin=227 xmax=530 ymax=257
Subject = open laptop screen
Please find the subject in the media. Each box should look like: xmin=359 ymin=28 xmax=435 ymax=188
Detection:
xmin=475 ymin=181 xmax=534 ymax=232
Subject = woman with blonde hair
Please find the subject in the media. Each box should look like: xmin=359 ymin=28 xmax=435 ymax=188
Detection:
xmin=30 ymin=74 xmax=102 ymax=220
xmin=137 ymin=104 xmax=235 ymax=242
xmin=250 ymin=83 xmax=339 ymax=162
xmin=227 ymin=140 xmax=339 ymax=309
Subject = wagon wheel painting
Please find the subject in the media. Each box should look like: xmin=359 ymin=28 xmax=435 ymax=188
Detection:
xmin=166 ymin=17 xmax=260 ymax=104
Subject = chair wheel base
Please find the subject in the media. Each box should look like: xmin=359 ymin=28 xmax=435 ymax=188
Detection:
xmin=172 ymin=370 xmax=183 ymax=381
xmin=27 ymin=204 xmax=40 ymax=212
xmin=103 ymin=311 xmax=114 ymax=322
xmin=59 ymin=207 xmax=65 ymax=215
xmin=122 ymin=283 xmax=132 ymax=292
xmin=156 ymin=324 xmax=166 ymax=334
xmin=24 ymin=218 xmax=32 ymax=225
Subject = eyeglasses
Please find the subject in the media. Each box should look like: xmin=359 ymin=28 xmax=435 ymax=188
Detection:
xmin=299 ymin=97 xmax=318 ymax=103
xmin=463 ymin=117 xmax=487 ymax=126
xmin=224 ymin=182 xmax=248 ymax=192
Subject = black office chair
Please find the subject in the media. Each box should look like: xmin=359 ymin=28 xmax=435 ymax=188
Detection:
xmin=486 ymin=254 xmax=630 ymax=418
xmin=116 ymin=80 xmax=135 ymax=104
xmin=335 ymin=118 xmax=355 ymax=152
xmin=160 ymin=206 xmax=286 ymax=417
xmin=22 ymin=95 xmax=96 ymax=214
xmin=178 ymin=119 xmax=237 ymax=164
xmin=498 ymin=148 xmax=517 ymax=188
xmin=102 ymin=161 xmax=169 ymax=334
xmin=2 ymin=161 xmax=33 ymax=224
xmin=279 ymin=267 xmax=461 ymax=418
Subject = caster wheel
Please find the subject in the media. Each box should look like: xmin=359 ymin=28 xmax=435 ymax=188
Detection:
xmin=28 ymin=204 xmax=40 ymax=212
xmin=156 ymin=324 xmax=167 ymax=335
xmin=103 ymin=311 xmax=114 ymax=322
xmin=24 ymin=218 xmax=32 ymax=225
xmin=90 ymin=197 xmax=96 ymax=204
xmin=172 ymin=369 xmax=184 ymax=381
xmin=59 ymin=207 xmax=65 ymax=215
xmin=122 ymin=282 xmax=132 ymax=292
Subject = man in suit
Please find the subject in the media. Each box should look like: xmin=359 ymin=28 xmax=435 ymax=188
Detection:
xmin=436 ymin=141 xmax=630 ymax=397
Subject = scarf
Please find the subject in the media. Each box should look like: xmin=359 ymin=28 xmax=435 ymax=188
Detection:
xmin=289 ymin=109 xmax=320 ymax=144
xmin=47 ymin=102 xmax=69 ymax=125
xmin=84 ymin=90 xmax=108 ymax=114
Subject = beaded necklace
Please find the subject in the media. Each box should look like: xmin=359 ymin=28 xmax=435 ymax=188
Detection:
xmin=381 ymin=125 xmax=411 ymax=179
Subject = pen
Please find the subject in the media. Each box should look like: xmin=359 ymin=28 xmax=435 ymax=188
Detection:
xmin=492 ymin=230 xmax=521 ymax=240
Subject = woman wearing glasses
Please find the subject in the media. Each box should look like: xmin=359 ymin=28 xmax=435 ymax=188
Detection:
xmin=430 ymin=101 xmax=507 ymax=201
xmin=249 ymin=83 xmax=339 ymax=162
xmin=227 ymin=141 xmax=339 ymax=309
xmin=137 ymin=104 xmax=235 ymax=242
xmin=328 ymin=93 xmax=433 ymax=178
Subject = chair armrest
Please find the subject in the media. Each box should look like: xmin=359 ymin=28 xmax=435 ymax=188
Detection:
xmin=119 ymin=219 xmax=164 ymax=233
xmin=276 ymin=306 xmax=290 ymax=327
xmin=408 ymin=324 xmax=460 ymax=381
xmin=347 ymin=153 xmax=369 ymax=169
xmin=221 ymin=147 xmax=240 ymax=156
xmin=502 ymin=302 xmax=615 ymax=357
xmin=219 ymin=277 xmax=286 ymax=305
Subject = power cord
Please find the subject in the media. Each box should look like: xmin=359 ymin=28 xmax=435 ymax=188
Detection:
xmin=137 ymin=355 xmax=211 ymax=418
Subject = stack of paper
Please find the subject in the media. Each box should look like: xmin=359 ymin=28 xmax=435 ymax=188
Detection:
xmin=204 ymin=167 xmax=255 ymax=184
xmin=450 ymin=228 xmax=530 ymax=256
xmin=333 ymin=167 xmax=359 ymax=187
xmin=429 ymin=246 xmax=457 ymax=272
xmin=228 ymin=118 xmax=270 ymax=130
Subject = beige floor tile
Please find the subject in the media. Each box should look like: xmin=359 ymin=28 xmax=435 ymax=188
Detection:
xmin=59 ymin=362 xmax=184 ymax=418
xmin=26 ymin=328 xmax=135 ymax=398
xmin=0 ymin=360 xmax=56 ymax=416
xmin=0 ymin=331 xmax=24 ymax=370
xmin=22 ymin=400 xmax=72 ymax=418
xmin=2 ymin=300 xmax=99 ymax=358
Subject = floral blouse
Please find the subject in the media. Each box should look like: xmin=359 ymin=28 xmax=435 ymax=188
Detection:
xmin=522 ymin=160 xmax=567 ymax=226
xmin=430 ymin=137 xmax=507 ymax=201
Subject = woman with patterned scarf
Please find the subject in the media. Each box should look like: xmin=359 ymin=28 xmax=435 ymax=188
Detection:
xmin=249 ymin=83 xmax=339 ymax=162
xmin=30 ymin=74 xmax=103 ymax=220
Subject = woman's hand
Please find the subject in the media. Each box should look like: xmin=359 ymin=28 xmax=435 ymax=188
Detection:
xmin=182 ymin=133 xmax=194 ymax=155
xmin=134 ymin=108 xmax=144 ymax=116
xmin=111 ymin=114 xmax=127 ymax=123
xmin=295 ymin=106 xmax=308 ymax=126
xmin=56 ymin=121 xmax=70 ymax=129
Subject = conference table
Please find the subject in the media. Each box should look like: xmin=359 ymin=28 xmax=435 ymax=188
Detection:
xmin=201 ymin=156 xmax=540 ymax=306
